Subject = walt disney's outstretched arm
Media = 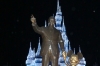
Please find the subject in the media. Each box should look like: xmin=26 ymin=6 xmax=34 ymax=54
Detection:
xmin=31 ymin=15 xmax=43 ymax=34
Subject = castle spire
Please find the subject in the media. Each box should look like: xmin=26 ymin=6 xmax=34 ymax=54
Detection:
xmin=26 ymin=42 xmax=33 ymax=59
xmin=45 ymin=20 xmax=47 ymax=27
xmin=79 ymin=45 xmax=81 ymax=53
xmin=29 ymin=42 xmax=32 ymax=52
xmin=36 ymin=37 xmax=41 ymax=56
xmin=57 ymin=0 xmax=59 ymax=10
xmin=62 ymin=16 xmax=66 ymax=31
xmin=68 ymin=41 xmax=71 ymax=50
xmin=55 ymin=0 xmax=62 ymax=31
xmin=57 ymin=0 xmax=61 ymax=12
xmin=74 ymin=48 xmax=75 ymax=54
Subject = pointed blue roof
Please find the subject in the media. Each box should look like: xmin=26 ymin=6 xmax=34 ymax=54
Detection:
xmin=62 ymin=16 xmax=66 ymax=32
xmin=36 ymin=37 xmax=41 ymax=56
xmin=29 ymin=42 xmax=32 ymax=53
xmin=27 ymin=42 xmax=33 ymax=58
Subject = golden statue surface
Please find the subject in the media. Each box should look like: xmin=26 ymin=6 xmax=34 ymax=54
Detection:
xmin=62 ymin=50 xmax=83 ymax=66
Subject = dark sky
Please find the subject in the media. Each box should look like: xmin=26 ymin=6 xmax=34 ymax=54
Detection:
xmin=0 ymin=0 xmax=100 ymax=66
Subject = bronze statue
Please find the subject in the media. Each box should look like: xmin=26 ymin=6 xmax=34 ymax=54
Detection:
xmin=64 ymin=50 xmax=83 ymax=66
xmin=30 ymin=15 xmax=66 ymax=66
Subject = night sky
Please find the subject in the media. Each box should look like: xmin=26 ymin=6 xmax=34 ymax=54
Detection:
xmin=0 ymin=0 xmax=100 ymax=66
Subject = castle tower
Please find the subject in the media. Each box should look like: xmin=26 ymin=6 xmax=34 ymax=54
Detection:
xmin=26 ymin=42 xmax=35 ymax=66
xmin=29 ymin=48 xmax=36 ymax=66
xmin=26 ymin=42 xmax=32 ymax=59
xmin=35 ymin=37 xmax=42 ymax=66
xmin=62 ymin=16 xmax=66 ymax=32
xmin=61 ymin=17 xmax=69 ymax=52
xmin=55 ymin=0 xmax=62 ymax=31
xmin=36 ymin=37 xmax=41 ymax=57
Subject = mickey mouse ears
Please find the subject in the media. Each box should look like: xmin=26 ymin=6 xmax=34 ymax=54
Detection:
xmin=77 ymin=52 xmax=83 ymax=59
xmin=67 ymin=50 xmax=73 ymax=57
xmin=67 ymin=50 xmax=83 ymax=59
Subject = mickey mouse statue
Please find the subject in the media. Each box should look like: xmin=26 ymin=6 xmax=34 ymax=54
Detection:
xmin=62 ymin=50 xmax=83 ymax=66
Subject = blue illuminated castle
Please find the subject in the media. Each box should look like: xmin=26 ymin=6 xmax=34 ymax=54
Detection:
xmin=25 ymin=0 xmax=86 ymax=66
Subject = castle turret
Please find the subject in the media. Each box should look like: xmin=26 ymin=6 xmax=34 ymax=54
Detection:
xmin=36 ymin=37 xmax=41 ymax=57
xmin=62 ymin=16 xmax=66 ymax=32
xmin=55 ymin=0 xmax=62 ymax=31
xmin=26 ymin=42 xmax=35 ymax=66
xmin=30 ymin=48 xmax=36 ymax=66
xmin=45 ymin=20 xmax=47 ymax=27
xmin=35 ymin=38 xmax=42 ymax=65
xmin=27 ymin=42 xmax=32 ymax=59
xmin=68 ymin=41 xmax=71 ymax=50
xmin=61 ymin=17 xmax=69 ymax=52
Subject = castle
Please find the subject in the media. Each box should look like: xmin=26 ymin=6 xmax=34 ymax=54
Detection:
xmin=25 ymin=0 xmax=86 ymax=66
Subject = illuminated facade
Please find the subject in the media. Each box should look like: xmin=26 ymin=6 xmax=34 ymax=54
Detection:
xmin=25 ymin=0 xmax=86 ymax=66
